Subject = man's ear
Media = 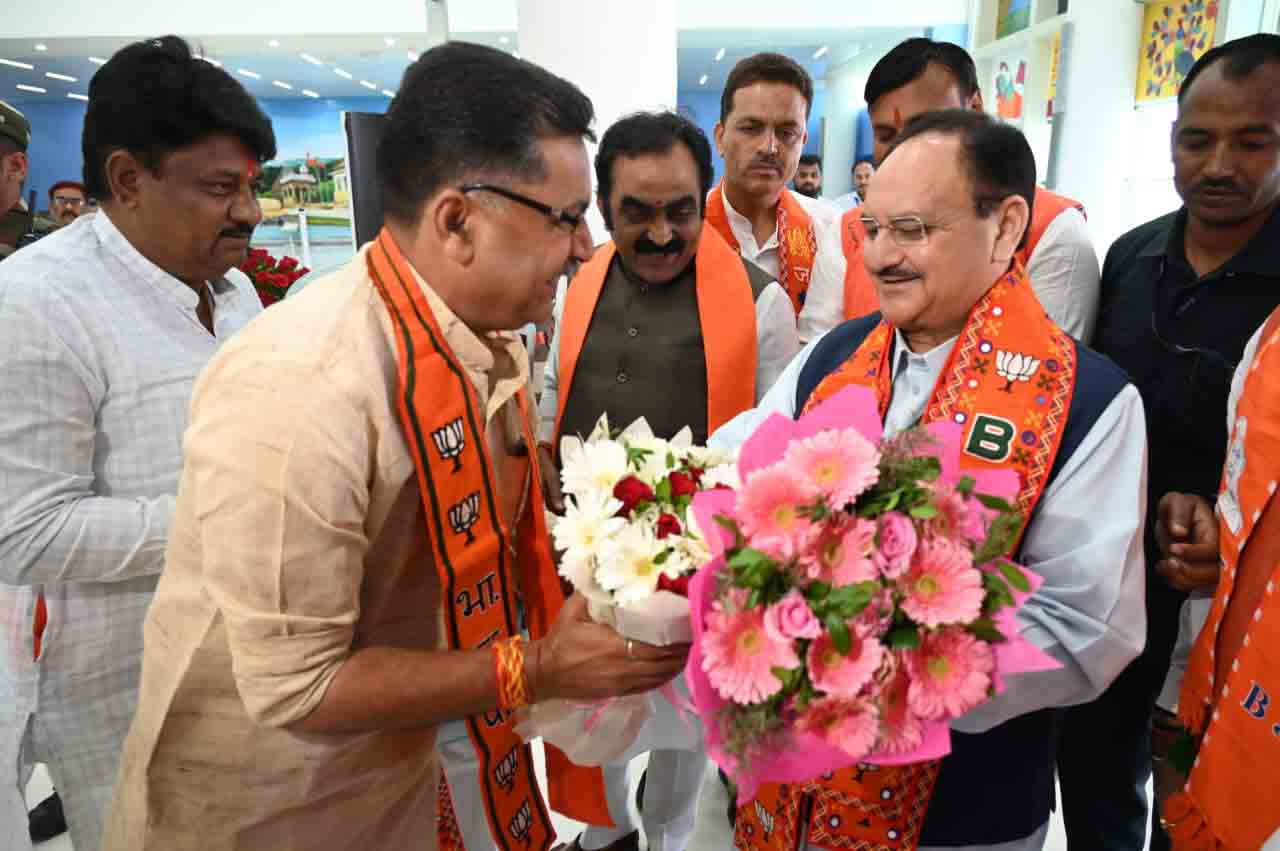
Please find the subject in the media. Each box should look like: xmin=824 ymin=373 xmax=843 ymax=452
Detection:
xmin=430 ymin=189 xmax=478 ymax=267
xmin=991 ymin=194 xmax=1030 ymax=265
xmin=104 ymin=150 xmax=146 ymax=209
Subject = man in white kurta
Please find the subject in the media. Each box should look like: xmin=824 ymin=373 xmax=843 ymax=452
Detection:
xmin=0 ymin=37 xmax=270 ymax=851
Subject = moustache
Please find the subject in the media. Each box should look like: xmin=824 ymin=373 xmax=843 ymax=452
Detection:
xmin=220 ymin=226 xmax=255 ymax=240
xmin=635 ymin=236 xmax=686 ymax=256
xmin=876 ymin=264 xmax=921 ymax=283
xmin=1192 ymin=179 xmax=1245 ymax=196
xmin=749 ymin=158 xmax=783 ymax=172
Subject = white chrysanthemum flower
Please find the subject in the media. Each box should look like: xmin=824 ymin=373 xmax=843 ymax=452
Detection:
xmin=586 ymin=413 xmax=613 ymax=443
xmin=560 ymin=439 xmax=629 ymax=500
xmin=676 ymin=509 xmax=713 ymax=566
xmin=552 ymin=490 xmax=626 ymax=560
xmin=596 ymin=522 xmax=666 ymax=605
xmin=687 ymin=443 xmax=736 ymax=470
xmin=558 ymin=553 xmax=611 ymax=603
xmin=702 ymin=462 xmax=742 ymax=491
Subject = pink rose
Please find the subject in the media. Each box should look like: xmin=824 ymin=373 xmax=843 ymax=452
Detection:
xmin=874 ymin=512 xmax=918 ymax=579
xmin=763 ymin=590 xmax=822 ymax=642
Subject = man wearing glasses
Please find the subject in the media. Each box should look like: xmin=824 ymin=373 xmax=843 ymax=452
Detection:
xmin=536 ymin=110 xmax=798 ymax=851
xmin=820 ymin=39 xmax=1099 ymax=340
xmin=1063 ymin=34 xmax=1280 ymax=851
xmin=712 ymin=110 xmax=1146 ymax=851
xmin=47 ymin=181 xmax=89 ymax=228
xmin=104 ymin=43 xmax=688 ymax=851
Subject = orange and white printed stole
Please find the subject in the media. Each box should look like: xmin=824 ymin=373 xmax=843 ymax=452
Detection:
xmin=706 ymin=184 xmax=817 ymax=315
xmin=1167 ymin=308 xmax=1280 ymax=851
xmin=368 ymin=229 xmax=608 ymax=851
xmin=735 ymin=262 xmax=1078 ymax=851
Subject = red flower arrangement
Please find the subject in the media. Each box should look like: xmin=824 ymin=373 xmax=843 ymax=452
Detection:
xmin=240 ymin=248 xmax=310 ymax=307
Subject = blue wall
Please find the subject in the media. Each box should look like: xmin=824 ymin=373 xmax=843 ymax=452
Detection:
xmin=19 ymin=95 xmax=389 ymax=211
xmin=677 ymin=89 xmax=827 ymax=186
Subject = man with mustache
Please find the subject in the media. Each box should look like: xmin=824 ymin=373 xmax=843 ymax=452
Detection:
xmin=817 ymin=38 xmax=1100 ymax=341
xmin=48 ymin=180 xmax=89 ymax=228
xmin=1061 ymin=33 xmax=1280 ymax=851
xmin=712 ymin=110 xmax=1146 ymax=851
xmin=0 ymin=37 xmax=267 ymax=851
xmin=104 ymin=44 xmax=688 ymax=851
xmin=706 ymin=53 xmax=847 ymax=344
xmin=536 ymin=111 xmax=798 ymax=851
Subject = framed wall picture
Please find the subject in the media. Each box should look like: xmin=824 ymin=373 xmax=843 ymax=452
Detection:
xmin=1136 ymin=0 xmax=1221 ymax=103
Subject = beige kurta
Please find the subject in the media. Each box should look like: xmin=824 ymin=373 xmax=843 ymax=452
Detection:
xmin=103 ymin=242 xmax=531 ymax=850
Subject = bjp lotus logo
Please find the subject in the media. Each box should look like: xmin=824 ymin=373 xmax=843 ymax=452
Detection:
xmin=995 ymin=350 xmax=1040 ymax=393
xmin=785 ymin=227 xmax=813 ymax=262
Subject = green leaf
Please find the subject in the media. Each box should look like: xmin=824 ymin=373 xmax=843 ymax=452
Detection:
xmin=747 ymin=588 xmax=762 ymax=610
xmin=626 ymin=446 xmax=654 ymax=470
xmin=827 ymin=582 xmax=876 ymax=618
xmin=770 ymin=666 xmax=802 ymax=692
xmin=997 ymin=560 xmax=1032 ymax=593
xmin=956 ymin=475 xmax=976 ymax=496
xmin=974 ymin=492 xmax=1015 ymax=513
xmin=886 ymin=627 xmax=921 ymax=649
xmin=805 ymin=581 xmax=832 ymax=603
xmin=909 ymin=503 xmax=939 ymax=520
xmin=655 ymin=479 xmax=673 ymax=503
xmin=968 ymin=617 xmax=1007 ymax=643
xmin=713 ymin=514 xmax=741 ymax=535
xmin=974 ymin=513 xmax=1024 ymax=564
xmin=825 ymin=616 xmax=852 ymax=655
xmin=981 ymin=571 xmax=1015 ymax=613
xmin=654 ymin=548 xmax=671 ymax=566
xmin=667 ymin=451 xmax=676 ymax=468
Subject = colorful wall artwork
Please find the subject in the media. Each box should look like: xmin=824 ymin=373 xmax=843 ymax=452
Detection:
xmin=997 ymin=0 xmax=1033 ymax=39
xmin=1136 ymin=0 xmax=1220 ymax=103
xmin=994 ymin=59 xmax=1028 ymax=121
xmin=1047 ymin=30 xmax=1062 ymax=118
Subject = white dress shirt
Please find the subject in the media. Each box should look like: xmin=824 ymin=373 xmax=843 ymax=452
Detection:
xmin=537 ymin=258 xmax=800 ymax=443
xmin=796 ymin=205 xmax=1101 ymax=346
xmin=711 ymin=328 xmax=1149 ymax=851
xmin=0 ymin=212 xmax=260 ymax=851
xmin=717 ymin=188 xmax=848 ymax=346
xmin=831 ymin=191 xmax=862 ymax=213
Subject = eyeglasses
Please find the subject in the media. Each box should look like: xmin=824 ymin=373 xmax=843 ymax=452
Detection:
xmin=52 ymin=196 xmax=85 ymax=207
xmin=859 ymin=214 xmax=939 ymax=246
xmin=461 ymin=183 xmax=586 ymax=233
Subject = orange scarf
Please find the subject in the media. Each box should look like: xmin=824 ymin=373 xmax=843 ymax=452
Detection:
xmin=839 ymin=189 xmax=1085 ymax=323
xmin=554 ymin=228 xmax=758 ymax=442
xmin=736 ymin=262 xmax=1078 ymax=851
xmin=1165 ymin=308 xmax=1280 ymax=851
xmin=367 ymin=230 xmax=611 ymax=850
xmin=705 ymin=184 xmax=816 ymax=315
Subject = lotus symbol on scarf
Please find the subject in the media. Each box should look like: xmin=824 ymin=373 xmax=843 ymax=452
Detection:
xmin=508 ymin=800 xmax=533 ymax=844
xmin=995 ymin=350 xmax=1040 ymax=392
xmin=431 ymin=417 xmax=466 ymax=472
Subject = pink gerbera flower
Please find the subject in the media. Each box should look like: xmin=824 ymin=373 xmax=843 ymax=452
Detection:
xmin=736 ymin=464 xmax=816 ymax=559
xmin=931 ymin=484 xmax=995 ymax=546
xmin=797 ymin=696 xmax=880 ymax=759
xmin=805 ymin=517 xmax=878 ymax=585
xmin=702 ymin=592 xmax=802 ymax=704
xmin=906 ymin=628 xmax=995 ymax=720
xmin=875 ymin=664 xmax=925 ymax=755
xmin=807 ymin=629 xmax=885 ymax=698
xmin=900 ymin=537 xmax=983 ymax=627
xmin=782 ymin=427 xmax=881 ymax=508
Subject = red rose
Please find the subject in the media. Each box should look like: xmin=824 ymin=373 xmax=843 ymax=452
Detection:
xmin=612 ymin=475 xmax=655 ymax=517
xmin=278 ymin=256 xmax=298 ymax=272
xmin=297 ymin=267 xmax=311 ymax=277
xmin=668 ymin=470 xmax=698 ymax=499
xmin=656 ymin=573 xmax=691 ymax=597
xmin=687 ymin=466 xmax=705 ymax=484
xmin=248 ymin=247 xmax=268 ymax=259
xmin=656 ymin=512 xmax=682 ymax=539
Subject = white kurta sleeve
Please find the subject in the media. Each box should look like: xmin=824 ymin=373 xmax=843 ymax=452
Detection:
xmin=953 ymin=383 xmax=1149 ymax=733
xmin=754 ymin=281 xmax=802 ymax=404
xmin=1026 ymin=208 xmax=1101 ymax=343
xmin=710 ymin=333 xmax=830 ymax=451
xmin=536 ymin=279 xmax=568 ymax=444
xmin=0 ymin=287 xmax=173 ymax=585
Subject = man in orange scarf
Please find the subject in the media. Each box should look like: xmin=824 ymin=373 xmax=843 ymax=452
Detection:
xmin=103 ymin=43 xmax=688 ymax=851
xmin=704 ymin=53 xmax=847 ymax=344
xmin=710 ymin=110 xmax=1147 ymax=851
xmin=821 ymin=39 xmax=1099 ymax=342
xmin=1154 ymin=307 xmax=1280 ymax=850
xmin=537 ymin=110 xmax=798 ymax=851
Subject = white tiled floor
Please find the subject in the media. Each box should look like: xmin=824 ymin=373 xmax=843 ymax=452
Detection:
xmin=28 ymin=752 xmax=1149 ymax=851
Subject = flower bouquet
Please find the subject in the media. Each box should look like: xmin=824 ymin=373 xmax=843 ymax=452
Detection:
xmin=686 ymin=385 xmax=1059 ymax=802
xmin=240 ymin=247 xmax=310 ymax=307
xmin=516 ymin=415 xmax=735 ymax=765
